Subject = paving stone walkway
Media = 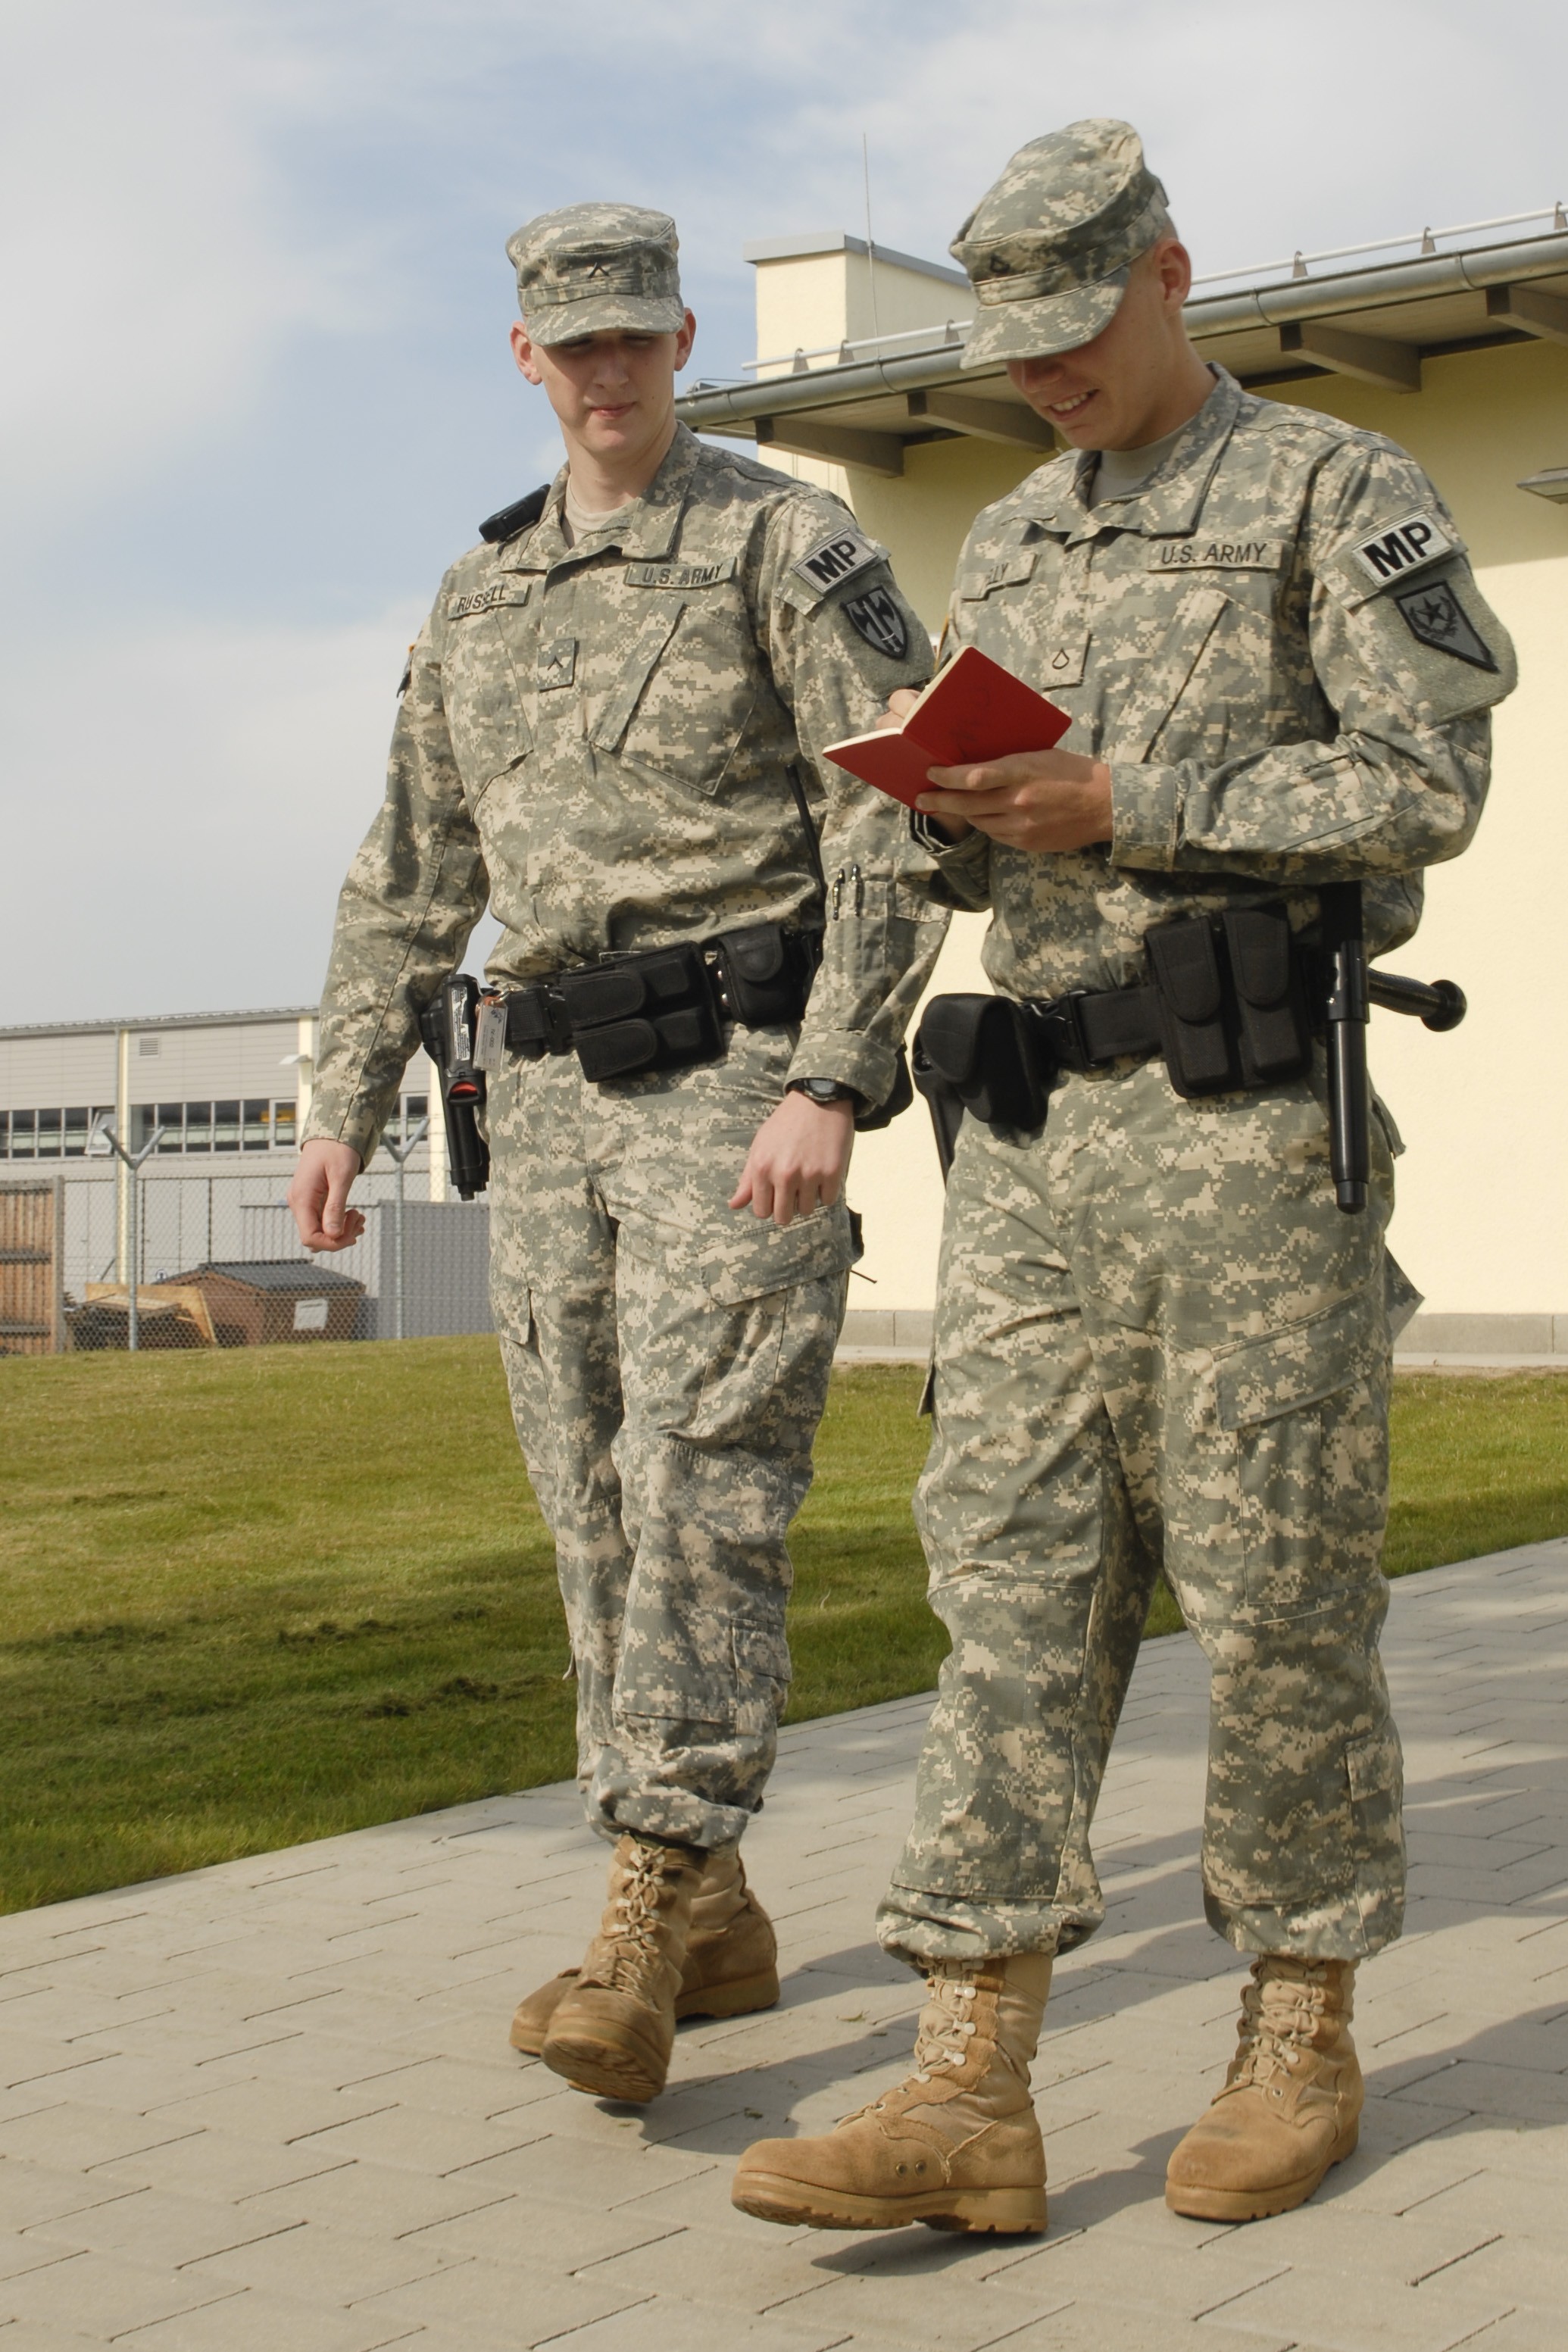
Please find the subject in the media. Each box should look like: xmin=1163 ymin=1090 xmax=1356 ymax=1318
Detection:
xmin=1 ymin=1540 xmax=1564 ymax=2352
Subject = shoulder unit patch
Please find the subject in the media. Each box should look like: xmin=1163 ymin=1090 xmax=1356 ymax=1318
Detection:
xmin=1392 ymin=580 xmax=1498 ymax=671
xmin=791 ymin=524 xmax=881 ymax=597
xmin=842 ymin=586 xmax=909 ymax=661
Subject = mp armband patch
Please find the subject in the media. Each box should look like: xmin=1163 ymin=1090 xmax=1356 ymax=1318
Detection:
xmin=842 ymin=586 xmax=909 ymax=661
xmin=1392 ymin=580 xmax=1498 ymax=671
xmin=791 ymin=524 xmax=882 ymax=597
xmin=1351 ymin=511 xmax=1454 ymax=585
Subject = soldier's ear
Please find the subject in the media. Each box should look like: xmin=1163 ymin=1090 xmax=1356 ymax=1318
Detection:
xmin=511 ymin=322 xmax=545 ymax=386
xmin=674 ymin=310 xmax=697 ymax=370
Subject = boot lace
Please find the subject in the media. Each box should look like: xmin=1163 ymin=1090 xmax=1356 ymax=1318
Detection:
xmin=837 ymin=1966 xmax=981 ymax=2127
xmin=597 ymin=1844 xmax=679 ymax=1985
xmin=1229 ymin=1961 xmax=1329 ymax=2092
xmin=911 ymin=1966 xmax=982 ymax=2083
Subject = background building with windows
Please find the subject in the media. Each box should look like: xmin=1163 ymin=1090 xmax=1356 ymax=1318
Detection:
xmin=678 ymin=210 xmax=1568 ymax=1362
xmin=0 ymin=1007 xmax=484 ymax=1338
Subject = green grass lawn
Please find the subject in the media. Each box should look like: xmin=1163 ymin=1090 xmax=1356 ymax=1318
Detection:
xmin=2 ymin=1340 xmax=1565 ymax=1914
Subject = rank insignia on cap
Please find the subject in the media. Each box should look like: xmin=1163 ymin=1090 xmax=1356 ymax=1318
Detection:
xmin=791 ymin=525 xmax=880 ymax=595
xmin=1351 ymin=511 xmax=1454 ymax=584
xmin=842 ymin=586 xmax=909 ymax=661
xmin=1392 ymin=581 xmax=1498 ymax=671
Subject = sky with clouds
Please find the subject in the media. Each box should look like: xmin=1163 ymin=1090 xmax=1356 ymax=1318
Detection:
xmin=4 ymin=0 xmax=1564 ymax=1024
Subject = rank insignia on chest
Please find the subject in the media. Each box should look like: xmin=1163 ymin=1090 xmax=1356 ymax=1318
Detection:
xmin=842 ymin=586 xmax=909 ymax=661
xmin=537 ymin=637 xmax=577 ymax=689
xmin=1392 ymin=581 xmax=1498 ymax=671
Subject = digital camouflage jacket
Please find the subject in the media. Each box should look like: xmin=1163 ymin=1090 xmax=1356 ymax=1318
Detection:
xmin=306 ymin=424 xmax=945 ymax=1164
xmin=927 ymin=368 xmax=1516 ymax=998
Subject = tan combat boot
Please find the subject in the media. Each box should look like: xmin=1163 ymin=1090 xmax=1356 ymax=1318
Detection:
xmin=1166 ymin=1954 xmax=1363 ymax=2221
xmin=509 ymin=1844 xmax=779 ymax=2055
xmin=536 ymin=1834 xmax=705 ymax=2104
xmin=732 ymin=1954 xmax=1052 ymax=2235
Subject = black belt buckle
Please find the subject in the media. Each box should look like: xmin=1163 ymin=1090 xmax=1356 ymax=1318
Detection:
xmin=1028 ymin=991 xmax=1092 ymax=1076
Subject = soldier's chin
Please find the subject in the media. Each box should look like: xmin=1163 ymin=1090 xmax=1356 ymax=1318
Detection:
xmin=1048 ymin=393 xmax=1102 ymax=442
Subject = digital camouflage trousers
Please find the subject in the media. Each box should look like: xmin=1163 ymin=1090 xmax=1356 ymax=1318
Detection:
xmin=486 ymin=1025 xmax=854 ymax=1852
xmin=879 ymin=1051 xmax=1405 ymax=1969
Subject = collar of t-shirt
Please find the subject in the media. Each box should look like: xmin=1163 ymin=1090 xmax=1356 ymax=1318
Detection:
xmin=1086 ymin=415 xmax=1196 ymax=510
xmin=560 ymin=476 xmax=636 ymax=548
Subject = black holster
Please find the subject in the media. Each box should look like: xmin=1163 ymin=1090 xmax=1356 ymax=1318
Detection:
xmin=917 ymin=994 xmax=1052 ymax=1135
xmin=708 ymin=922 xmax=822 ymax=1027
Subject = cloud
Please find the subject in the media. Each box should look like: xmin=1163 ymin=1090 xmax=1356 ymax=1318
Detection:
xmin=2 ymin=602 xmax=425 ymax=1024
xmin=3 ymin=0 xmax=1565 ymax=1029
xmin=0 ymin=2 xmax=372 ymax=545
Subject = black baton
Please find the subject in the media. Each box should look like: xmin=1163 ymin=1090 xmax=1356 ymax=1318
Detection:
xmin=1319 ymin=883 xmax=1370 ymax=1214
xmin=1318 ymin=886 xmax=1468 ymax=1215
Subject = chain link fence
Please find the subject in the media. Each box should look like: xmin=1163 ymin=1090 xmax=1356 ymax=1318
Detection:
xmin=1 ymin=1169 xmax=492 ymax=1354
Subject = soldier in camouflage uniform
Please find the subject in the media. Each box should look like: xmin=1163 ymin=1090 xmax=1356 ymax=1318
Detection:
xmin=735 ymin=122 xmax=1514 ymax=2235
xmin=289 ymin=205 xmax=945 ymax=2105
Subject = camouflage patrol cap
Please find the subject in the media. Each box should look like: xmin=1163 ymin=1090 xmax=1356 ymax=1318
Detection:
xmin=506 ymin=202 xmax=685 ymax=345
xmin=951 ymin=120 xmax=1169 ymax=367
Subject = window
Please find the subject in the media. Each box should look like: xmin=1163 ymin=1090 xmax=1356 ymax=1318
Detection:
xmin=2 ymin=1096 xmax=302 ymax=1158
xmin=386 ymin=1094 xmax=430 ymax=1148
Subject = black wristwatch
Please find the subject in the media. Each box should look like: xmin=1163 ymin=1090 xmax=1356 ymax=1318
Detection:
xmin=786 ymin=1077 xmax=857 ymax=1106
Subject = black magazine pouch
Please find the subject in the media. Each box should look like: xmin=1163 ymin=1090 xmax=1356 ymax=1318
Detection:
xmin=1144 ymin=918 xmax=1235 ymax=1097
xmin=1222 ymin=905 xmax=1313 ymax=1085
xmin=917 ymin=994 xmax=1051 ymax=1134
xmin=559 ymin=945 xmax=724 ymax=1083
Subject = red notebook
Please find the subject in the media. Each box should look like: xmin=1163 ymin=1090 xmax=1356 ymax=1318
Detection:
xmin=824 ymin=645 xmax=1071 ymax=809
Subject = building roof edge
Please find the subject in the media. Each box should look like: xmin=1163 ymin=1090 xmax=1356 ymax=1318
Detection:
xmin=0 ymin=1007 xmax=317 ymax=1045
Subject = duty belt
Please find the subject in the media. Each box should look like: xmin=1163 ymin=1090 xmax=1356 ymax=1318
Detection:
xmin=492 ymin=922 xmax=820 ymax=1086
xmin=916 ymin=903 xmax=1318 ymax=1138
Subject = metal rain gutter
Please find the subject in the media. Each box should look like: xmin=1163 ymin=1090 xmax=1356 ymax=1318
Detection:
xmin=677 ymin=232 xmax=1568 ymax=433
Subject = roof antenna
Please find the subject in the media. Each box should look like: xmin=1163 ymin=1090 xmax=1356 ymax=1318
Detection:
xmin=862 ymin=133 xmax=881 ymax=348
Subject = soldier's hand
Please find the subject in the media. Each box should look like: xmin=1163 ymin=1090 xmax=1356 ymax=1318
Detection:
xmin=878 ymin=687 xmax=923 ymax=732
xmin=730 ymin=1093 xmax=855 ymax=1229
xmin=916 ymin=745 xmax=1114 ymax=852
xmin=289 ymin=1139 xmax=366 ymax=1252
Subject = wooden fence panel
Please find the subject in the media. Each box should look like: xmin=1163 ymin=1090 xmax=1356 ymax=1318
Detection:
xmin=0 ymin=1178 xmax=65 ymax=1356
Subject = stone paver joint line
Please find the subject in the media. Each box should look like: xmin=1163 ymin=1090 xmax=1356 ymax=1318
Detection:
xmin=0 ymin=1541 xmax=1562 ymax=2351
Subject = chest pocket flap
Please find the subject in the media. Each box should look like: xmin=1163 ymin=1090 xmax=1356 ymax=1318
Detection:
xmin=589 ymin=599 xmax=687 ymax=754
xmin=1106 ymin=582 xmax=1229 ymax=763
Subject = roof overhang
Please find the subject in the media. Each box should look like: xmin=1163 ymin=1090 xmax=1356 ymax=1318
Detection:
xmin=679 ymin=230 xmax=1568 ymax=477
